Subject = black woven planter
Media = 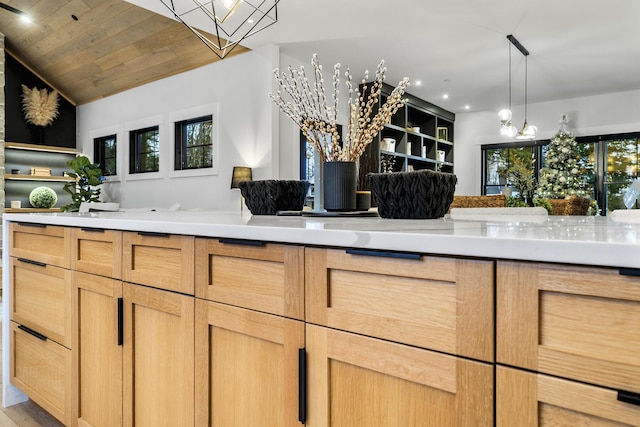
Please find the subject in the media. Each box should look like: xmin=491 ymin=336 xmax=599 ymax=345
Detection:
xmin=239 ymin=180 xmax=309 ymax=215
xmin=368 ymin=170 xmax=457 ymax=219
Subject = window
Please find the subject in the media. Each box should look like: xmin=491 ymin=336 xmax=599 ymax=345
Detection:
xmin=94 ymin=134 xmax=117 ymax=176
xmin=174 ymin=115 xmax=213 ymax=171
xmin=482 ymin=131 xmax=640 ymax=215
xmin=129 ymin=126 xmax=159 ymax=174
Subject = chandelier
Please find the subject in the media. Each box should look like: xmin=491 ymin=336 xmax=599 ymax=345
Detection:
xmin=498 ymin=34 xmax=537 ymax=140
xmin=160 ymin=0 xmax=280 ymax=59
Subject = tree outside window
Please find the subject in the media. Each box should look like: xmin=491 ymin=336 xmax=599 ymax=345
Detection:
xmin=94 ymin=134 xmax=117 ymax=176
xmin=130 ymin=126 xmax=159 ymax=174
xmin=174 ymin=115 xmax=213 ymax=170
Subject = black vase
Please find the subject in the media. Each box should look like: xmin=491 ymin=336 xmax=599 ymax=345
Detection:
xmin=323 ymin=161 xmax=357 ymax=211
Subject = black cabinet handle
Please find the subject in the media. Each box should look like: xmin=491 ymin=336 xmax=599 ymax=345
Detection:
xmin=298 ymin=348 xmax=307 ymax=424
xmin=619 ymin=268 xmax=640 ymax=277
xmin=117 ymin=297 xmax=124 ymax=346
xmin=138 ymin=231 xmax=169 ymax=237
xmin=17 ymin=258 xmax=46 ymax=268
xmin=81 ymin=227 xmax=105 ymax=233
xmin=618 ymin=390 xmax=640 ymax=406
xmin=16 ymin=222 xmax=45 ymax=228
xmin=346 ymin=248 xmax=421 ymax=260
xmin=219 ymin=238 xmax=265 ymax=247
xmin=18 ymin=325 xmax=47 ymax=341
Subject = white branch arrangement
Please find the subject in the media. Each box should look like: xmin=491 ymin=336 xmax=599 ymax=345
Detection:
xmin=270 ymin=54 xmax=409 ymax=162
xmin=21 ymin=84 xmax=60 ymax=127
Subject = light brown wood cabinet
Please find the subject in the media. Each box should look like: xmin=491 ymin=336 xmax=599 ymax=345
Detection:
xmin=497 ymin=261 xmax=640 ymax=426
xmin=195 ymin=300 xmax=304 ymax=426
xmin=8 ymin=222 xmax=73 ymax=426
xmin=71 ymin=227 xmax=123 ymax=279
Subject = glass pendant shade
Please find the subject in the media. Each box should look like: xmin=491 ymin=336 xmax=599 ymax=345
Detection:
xmin=501 ymin=123 xmax=518 ymax=138
xmin=498 ymin=109 xmax=512 ymax=122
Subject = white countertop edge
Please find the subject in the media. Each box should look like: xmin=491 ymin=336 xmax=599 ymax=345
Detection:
xmin=4 ymin=212 xmax=640 ymax=270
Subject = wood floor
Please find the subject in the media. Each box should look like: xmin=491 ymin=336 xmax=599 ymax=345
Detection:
xmin=0 ymin=300 xmax=64 ymax=426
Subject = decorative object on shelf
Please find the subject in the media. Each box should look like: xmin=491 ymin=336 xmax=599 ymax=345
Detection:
xmin=10 ymin=200 xmax=21 ymax=209
xmin=159 ymin=0 xmax=279 ymax=59
xmin=498 ymin=35 xmax=537 ymax=140
xmin=30 ymin=167 xmax=51 ymax=176
xmin=381 ymin=138 xmax=396 ymax=152
xmin=355 ymin=191 xmax=371 ymax=211
xmin=407 ymin=126 xmax=420 ymax=133
xmin=421 ymin=145 xmax=427 ymax=158
xmin=437 ymin=127 xmax=448 ymax=141
xmin=28 ymin=186 xmax=57 ymax=208
xmin=230 ymin=165 xmax=253 ymax=212
xmin=536 ymin=115 xmax=589 ymax=201
xmin=270 ymin=54 xmax=409 ymax=163
xmin=368 ymin=169 xmax=457 ymax=219
xmin=437 ymin=150 xmax=445 ymax=162
xmin=406 ymin=142 xmax=412 ymax=155
xmin=323 ymin=161 xmax=358 ymax=211
xmin=239 ymin=180 xmax=309 ymax=215
xmin=61 ymin=156 xmax=105 ymax=212
xmin=20 ymin=84 xmax=59 ymax=127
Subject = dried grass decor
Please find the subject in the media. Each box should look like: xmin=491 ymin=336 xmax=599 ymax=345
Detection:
xmin=21 ymin=84 xmax=59 ymax=127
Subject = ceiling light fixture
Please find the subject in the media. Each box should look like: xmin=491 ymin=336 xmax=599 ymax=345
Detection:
xmin=160 ymin=0 xmax=279 ymax=59
xmin=0 ymin=2 xmax=31 ymax=23
xmin=499 ymin=35 xmax=537 ymax=139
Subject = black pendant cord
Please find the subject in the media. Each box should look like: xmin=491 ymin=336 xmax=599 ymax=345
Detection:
xmin=524 ymin=55 xmax=528 ymax=122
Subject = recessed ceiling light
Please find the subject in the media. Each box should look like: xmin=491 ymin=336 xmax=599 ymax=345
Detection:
xmin=20 ymin=14 xmax=30 ymax=23
xmin=415 ymin=80 xmax=422 ymax=86
xmin=464 ymin=105 xmax=470 ymax=110
xmin=247 ymin=18 xmax=254 ymax=23
xmin=442 ymin=94 xmax=449 ymax=99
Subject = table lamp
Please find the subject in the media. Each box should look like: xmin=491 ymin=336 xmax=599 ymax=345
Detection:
xmin=230 ymin=166 xmax=252 ymax=212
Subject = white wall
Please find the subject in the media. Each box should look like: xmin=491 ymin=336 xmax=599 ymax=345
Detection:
xmin=454 ymin=89 xmax=640 ymax=195
xmin=77 ymin=45 xmax=280 ymax=210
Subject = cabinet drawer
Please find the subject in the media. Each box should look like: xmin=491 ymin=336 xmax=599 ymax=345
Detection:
xmin=10 ymin=257 xmax=72 ymax=348
xmin=195 ymin=238 xmax=304 ymax=320
xmin=71 ymin=227 xmax=122 ymax=279
xmin=306 ymin=248 xmax=494 ymax=361
xmin=497 ymin=261 xmax=640 ymax=393
xmin=10 ymin=321 xmax=72 ymax=427
xmin=307 ymin=324 xmax=494 ymax=426
xmin=9 ymin=222 xmax=71 ymax=268
xmin=497 ymin=366 xmax=640 ymax=426
xmin=123 ymin=232 xmax=194 ymax=294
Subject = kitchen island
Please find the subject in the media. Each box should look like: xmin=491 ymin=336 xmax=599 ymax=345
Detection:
xmin=3 ymin=211 xmax=640 ymax=426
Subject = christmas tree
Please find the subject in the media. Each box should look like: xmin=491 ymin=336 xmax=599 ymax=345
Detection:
xmin=536 ymin=115 xmax=589 ymax=199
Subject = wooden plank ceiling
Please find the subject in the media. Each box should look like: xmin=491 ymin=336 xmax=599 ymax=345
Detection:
xmin=0 ymin=0 xmax=248 ymax=105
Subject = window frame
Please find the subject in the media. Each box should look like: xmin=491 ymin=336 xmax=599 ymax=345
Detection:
xmin=93 ymin=134 xmax=118 ymax=177
xmin=174 ymin=114 xmax=214 ymax=171
xmin=129 ymin=125 xmax=160 ymax=175
xmin=169 ymin=104 xmax=219 ymax=179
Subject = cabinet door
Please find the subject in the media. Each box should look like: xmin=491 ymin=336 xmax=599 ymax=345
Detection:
xmin=306 ymin=248 xmax=494 ymax=361
xmin=497 ymin=261 xmax=640 ymax=394
xmin=122 ymin=232 xmax=194 ymax=294
xmin=195 ymin=300 xmax=304 ymax=426
xmin=72 ymin=228 xmax=123 ymax=279
xmin=123 ymin=283 xmax=194 ymax=427
xmin=497 ymin=366 xmax=640 ymax=426
xmin=74 ymin=272 xmax=123 ymax=427
xmin=306 ymin=324 xmax=493 ymax=427
xmin=195 ymin=238 xmax=304 ymax=320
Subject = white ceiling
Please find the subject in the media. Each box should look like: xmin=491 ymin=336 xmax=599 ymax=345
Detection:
xmin=131 ymin=0 xmax=640 ymax=114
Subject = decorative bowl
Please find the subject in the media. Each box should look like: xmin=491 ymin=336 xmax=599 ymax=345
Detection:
xmin=368 ymin=169 xmax=457 ymax=219
xmin=239 ymin=180 xmax=309 ymax=215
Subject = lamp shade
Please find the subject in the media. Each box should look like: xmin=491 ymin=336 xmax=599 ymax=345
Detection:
xmin=231 ymin=166 xmax=252 ymax=189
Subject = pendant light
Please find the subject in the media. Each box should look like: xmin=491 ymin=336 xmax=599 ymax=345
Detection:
xmin=499 ymin=35 xmax=537 ymax=140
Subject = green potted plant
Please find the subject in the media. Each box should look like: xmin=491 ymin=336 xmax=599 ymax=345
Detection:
xmin=61 ymin=156 xmax=105 ymax=212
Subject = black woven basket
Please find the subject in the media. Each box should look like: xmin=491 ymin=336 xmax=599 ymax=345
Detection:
xmin=239 ymin=180 xmax=309 ymax=215
xmin=368 ymin=170 xmax=457 ymax=219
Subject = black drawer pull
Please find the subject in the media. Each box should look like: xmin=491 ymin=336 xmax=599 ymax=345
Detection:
xmin=619 ymin=268 xmax=640 ymax=277
xmin=18 ymin=325 xmax=47 ymax=341
xmin=618 ymin=390 xmax=640 ymax=406
xmin=117 ymin=298 xmax=124 ymax=346
xmin=138 ymin=231 xmax=169 ymax=237
xmin=298 ymin=348 xmax=307 ymax=424
xmin=219 ymin=238 xmax=265 ymax=247
xmin=81 ymin=227 xmax=105 ymax=233
xmin=16 ymin=222 xmax=46 ymax=228
xmin=17 ymin=258 xmax=46 ymax=267
xmin=346 ymin=248 xmax=421 ymax=260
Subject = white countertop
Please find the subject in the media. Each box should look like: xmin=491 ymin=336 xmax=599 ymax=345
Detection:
xmin=5 ymin=210 xmax=640 ymax=269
